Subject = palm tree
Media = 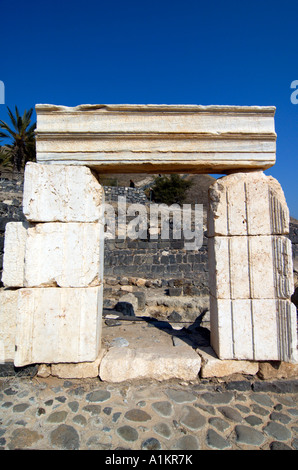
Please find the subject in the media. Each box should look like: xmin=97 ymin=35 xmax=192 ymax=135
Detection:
xmin=0 ymin=106 xmax=36 ymax=172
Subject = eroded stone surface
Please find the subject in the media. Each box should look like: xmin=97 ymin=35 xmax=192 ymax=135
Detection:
xmin=208 ymin=171 xmax=296 ymax=363
xmin=50 ymin=350 xmax=106 ymax=379
xmin=208 ymin=171 xmax=289 ymax=237
xmin=23 ymin=162 xmax=104 ymax=222
xmin=0 ymin=289 xmax=18 ymax=361
xmin=258 ymin=361 xmax=298 ymax=380
xmin=35 ymin=104 xmax=276 ymax=174
xmin=198 ymin=346 xmax=259 ymax=377
xmin=24 ymin=222 xmax=104 ymax=288
xmin=14 ymin=287 xmax=103 ymax=367
xmin=99 ymin=346 xmax=201 ymax=382
xmin=3 ymin=222 xmax=104 ymax=288
xmin=210 ymin=297 xmax=297 ymax=361
xmin=2 ymin=222 xmax=28 ymax=287
xmin=208 ymin=235 xmax=294 ymax=300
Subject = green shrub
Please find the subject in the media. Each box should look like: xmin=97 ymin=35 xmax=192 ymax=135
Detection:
xmin=150 ymin=174 xmax=192 ymax=205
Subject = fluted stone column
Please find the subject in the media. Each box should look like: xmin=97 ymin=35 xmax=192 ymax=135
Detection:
xmin=1 ymin=162 xmax=105 ymax=366
xmin=208 ymin=171 xmax=297 ymax=362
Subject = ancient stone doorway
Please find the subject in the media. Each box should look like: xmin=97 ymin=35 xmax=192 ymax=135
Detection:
xmin=1 ymin=104 xmax=297 ymax=377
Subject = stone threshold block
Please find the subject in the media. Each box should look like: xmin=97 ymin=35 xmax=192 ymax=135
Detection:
xmin=14 ymin=286 xmax=103 ymax=367
xmin=197 ymin=346 xmax=259 ymax=378
xmin=0 ymin=289 xmax=18 ymax=362
xmin=2 ymin=221 xmax=104 ymax=288
xmin=208 ymin=234 xmax=294 ymax=300
xmin=99 ymin=346 xmax=201 ymax=382
xmin=208 ymin=171 xmax=289 ymax=237
xmin=48 ymin=348 xmax=106 ymax=378
xmin=23 ymin=162 xmax=105 ymax=222
xmin=210 ymin=296 xmax=297 ymax=362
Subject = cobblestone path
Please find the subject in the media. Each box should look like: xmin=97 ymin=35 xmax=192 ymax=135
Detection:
xmin=0 ymin=375 xmax=297 ymax=451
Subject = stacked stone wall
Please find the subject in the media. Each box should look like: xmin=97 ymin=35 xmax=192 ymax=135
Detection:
xmin=103 ymin=185 xmax=148 ymax=204
xmin=104 ymin=237 xmax=209 ymax=292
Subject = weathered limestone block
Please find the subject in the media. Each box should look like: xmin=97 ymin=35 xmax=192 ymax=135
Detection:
xmin=208 ymin=171 xmax=297 ymax=363
xmin=99 ymin=346 xmax=201 ymax=382
xmin=14 ymin=286 xmax=103 ymax=367
xmin=208 ymin=171 xmax=289 ymax=237
xmin=198 ymin=346 xmax=259 ymax=378
xmin=0 ymin=289 xmax=18 ymax=361
xmin=50 ymin=349 xmax=106 ymax=378
xmin=37 ymin=364 xmax=51 ymax=378
xmin=210 ymin=297 xmax=297 ymax=361
xmin=25 ymin=222 xmax=104 ymax=287
xmin=2 ymin=222 xmax=104 ymax=288
xmin=23 ymin=162 xmax=104 ymax=222
xmin=208 ymin=235 xmax=294 ymax=300
xmin=2 ymin=222 xmax=28 ymax=287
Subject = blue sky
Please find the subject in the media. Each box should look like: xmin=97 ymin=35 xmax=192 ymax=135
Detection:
xmin=1 ymin=0 xmax=297 ymax=217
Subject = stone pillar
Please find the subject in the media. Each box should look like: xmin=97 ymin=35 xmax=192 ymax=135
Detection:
xmin=208 ymin=171 xmax=297 ymax=362
xmin=1 ymin=162 xmax=105 ymax=367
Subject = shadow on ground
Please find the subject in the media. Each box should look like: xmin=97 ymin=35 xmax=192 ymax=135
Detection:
xmin=103 ymin=302 xmax=210 ymax=350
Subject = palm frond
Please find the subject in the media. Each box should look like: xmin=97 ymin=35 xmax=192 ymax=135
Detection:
xmin=0 ymin=120 xmax=17 ymax=139
xmin=0 ymin=145 xmax=13 ymax=169
xmin=7 ymin=107 xmax=18 ymax=130
xmin=0 ymin=130 xmax=9 ymax=139
xmin=25 ymin=108 xmax=33 ymax=122
xmin=27 ymin=122 xmax=36 ymax=135
xmin=0 ymin=106 xmax=36 ymax=172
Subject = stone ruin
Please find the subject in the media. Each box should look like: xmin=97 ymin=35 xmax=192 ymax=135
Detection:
xmin=0 ymin=104 xmax=297 ymax=380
